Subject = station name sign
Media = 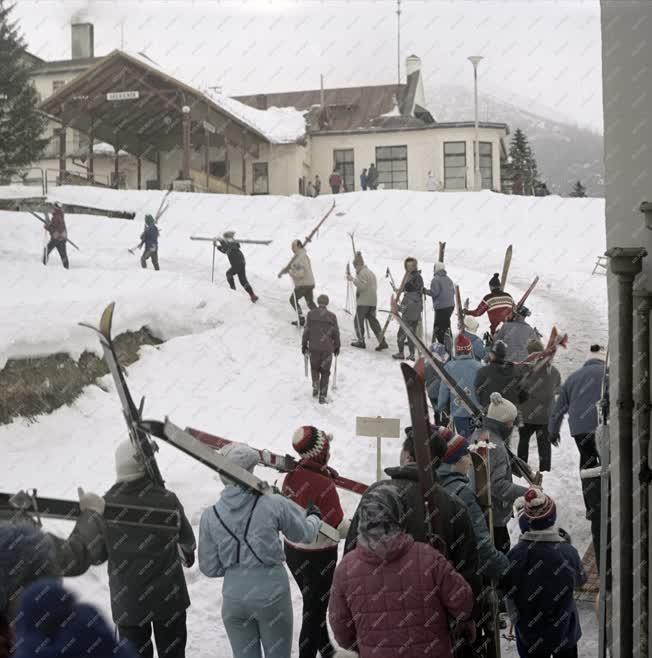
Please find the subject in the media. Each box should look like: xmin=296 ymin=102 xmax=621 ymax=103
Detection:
xmin=106 ymin=91 xmax=140 ymax=101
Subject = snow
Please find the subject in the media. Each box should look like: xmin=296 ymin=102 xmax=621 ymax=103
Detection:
xmin=0 ymin=185 xmax=607 ymax=656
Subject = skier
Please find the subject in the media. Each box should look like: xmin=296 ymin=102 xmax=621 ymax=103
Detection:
xmin=493 ymin=306 xmax=539 ymax=362
xmin=360 ymin=168 xmax=368 ymax=190
xmin=392 ymin=257 xmax=424 ymax=361
xmin=426 ymin=261 xmax=455 ymax=344
xmin=138 ymin=214 xmax=160 ymax=270
xmin=548 ymin=344 xmax=606 ymax=563
xmin=423 ymin=343 xmax=451 ymax=427
xmin=463 ymin=272 xmax=515 ymax=336
xmin=503 ymin=489 xmax=586 ymax=658
xmin=367 ymin=163 xmax=378 ymax=190
xmin=313 ymin=174 xmax=321 ymax=197
xmin=302 ymin=294 xmax=340 ymax=404
xmin=216 ymin=231 xmax=258 ymax=302
xmin=198 ymin=442 xmax=322 ymax=658
xmin=347 ymin=252 xmax=388 ymax=350
xmin=475 ymin=340 xmax=528 ymax=409
xmin=462 ymin=316 xmax=486 ymax=361
xmin=328 ymin=169 xmax=342 ymax=194
xmin=43 ymin=201 xmax=69 ymax=269
xmin=518 ymin=338 xmax=561 ymax=472
xmin=470 ymin=393 xmax=528 ymax=553
xmin=282 ymin=426 xmax=350 ymax=658
xmin=278 ymin=239 xmax=317 ymax=326
xmin=330 ymin=485 xmax=474 ymax=658
xmin=437 ymin=334 xmax=483 ymax=438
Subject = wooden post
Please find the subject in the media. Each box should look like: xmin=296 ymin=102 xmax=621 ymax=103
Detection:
xmin=137 ymin=156 xmax=142 ymax=190
xmin=114 ymin=137 xmax=120 ymax=188
xmin=58 ymin=125 xmax=66 ymax=181
xmin=182 ymin=106 xmax=191 ymax=180
xmin=204 ymin=126 xmax=210 ymax=191
xmin=156 ymin=151 xmax=162 ymax=189
xmin=241 ymin=129 xmax=247 ymax=194
xmin=87 ymin=119 xmax=94 ymax=180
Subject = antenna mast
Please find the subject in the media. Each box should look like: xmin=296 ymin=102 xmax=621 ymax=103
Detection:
xmin=396 ymin=0 xmax=402 ymax=88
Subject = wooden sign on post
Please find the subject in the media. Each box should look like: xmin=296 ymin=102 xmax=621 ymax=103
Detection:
xmin=356 ymin=416 xmax=401 ymax=481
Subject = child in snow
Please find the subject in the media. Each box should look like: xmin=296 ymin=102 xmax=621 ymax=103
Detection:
xmin=329 ymin=484 xmax=474 ymax=658
xmin=198 ymin=442 xmax=322 ymax=658
xmin=502 ymin=489 xmax=586 ymax=658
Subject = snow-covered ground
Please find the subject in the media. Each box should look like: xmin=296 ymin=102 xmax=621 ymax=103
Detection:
xmin=0 ymin=186 xmax=607 ymax=656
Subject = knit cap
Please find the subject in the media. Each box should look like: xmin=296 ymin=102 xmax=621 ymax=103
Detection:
xmin=522 ymin=488 xmax=557 ymax=530
xmin=590 ymin=344 xmax=606 ymax=357
xmin=114 ymin=440 xmax=145 ymax=483
xmin=455 ymin=334 xmax=473 ymax=355
xmin=443 ymin=435 xmax=470 ymax=464
xmin=317 ymin=294 xmax=329 ymax=306
xmin=527 ymin=338 xmax=545 ymax=354
xmin=222 ymin=230 xmax=235 ymax=239
xmin=489 ymin=273 xmax=501 ymax=290
xmin=463 ymin=316 xmax=479 ymax=333
xmin=353 ymin=252 xmax=364 ymax=268
xmin=486 ymin=392 xmax=518 ymax=424
xmin=217 ymin=442 xmax=259 ymax=486
xmin=292 ymin=426 xmax=332 ymax=462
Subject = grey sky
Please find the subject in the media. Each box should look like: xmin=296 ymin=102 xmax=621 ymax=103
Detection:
xmin=14 ymin=0 xmax=603 ymax=131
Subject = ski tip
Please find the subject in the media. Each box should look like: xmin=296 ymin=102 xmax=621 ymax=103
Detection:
xmin=99 ymin=302 xmax=116 ymax=340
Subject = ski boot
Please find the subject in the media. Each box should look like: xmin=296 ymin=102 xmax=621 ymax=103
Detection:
xmin=249 ymin=292 xmax=259 ymax=303
xmin=406 ymin=352 xmax=416 ymax=362
xmin=350 ymin=340 xmax=366 ymax=349
xmin=392 ymin=352 xmax=405 ymax=360
xmin=312 ymin=385 xmax=319 ymax=398
xmin=291 ymin=316 xmax=306 ymax=327
xmin=319 ymin=395 xmax=327 ymax=404
xmin=375 ymin=339 xmax=389 ymax=351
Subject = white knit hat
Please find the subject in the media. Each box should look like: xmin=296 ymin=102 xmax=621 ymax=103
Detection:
xmin=114 ymin=440 xmax=146 ymax=482
xmin=486 ymin=392 xmax=518 ymax=424
xmin=463 ymin=316 xmax=479 ymax=333
xmin=217 ymin=442 xmax=259 ymax=485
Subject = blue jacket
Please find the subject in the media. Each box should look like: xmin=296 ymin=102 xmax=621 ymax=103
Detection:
xmin=548 ymin=358 xmax=606 ymax=436
xmin=429 ymin=270 xmax=455 ymax=310
xmin=464 ymin=330 xmax=486 ymax=361
xmin=438 ymin=354 xmax=482 ymax=418
xmin=424 ymin=344 xmax=450 ymax=408
xmin=503 ymin=531 xmax=586 ymax=654
xmin=198 ymin=485 xmax=320 ymax=576
xmin=438 ymin=464 xmax=509 ymax=579
xmin=140 ymin=224 xmax=159 ymax=250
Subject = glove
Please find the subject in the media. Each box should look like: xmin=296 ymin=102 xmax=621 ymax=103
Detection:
xmin=178 ymin=545 xmax=195 ymax=568
xmin=305 ymin=501 xmax=322 ymax=520
xmin=78 ymin=487 xmax=105 ymax=515
xmin=558 ymin=527 xmax=572 ymax=544
xmin=550 ymin=432 xmax=561 ymax=447
xmin=334 ymin=348 xmax=340 ymax=357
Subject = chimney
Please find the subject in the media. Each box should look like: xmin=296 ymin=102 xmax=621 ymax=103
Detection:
xmin=71 ymin=23 xmax=94 ymax=59
xmin=405 ymin=54 xmax=421 ymax=77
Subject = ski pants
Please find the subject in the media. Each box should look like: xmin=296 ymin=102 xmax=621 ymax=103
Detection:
xmin=226 ymin=265 xmax=254 ymax=295
xmin=330 ymin=185 xmax=340 ymax=194
xmin=310 ymin=350 xmax=332 ymax=397
xmin=518 ymin=424 xmax=552 ymax=472
xmin=573 ymin=432 xmax=601 ymax=565
xmin=222 ymin=565 xmax=293 ymax=658
xmin=397 ymin=318 xmax=419 ymax=356
xmin=354 ymin=305 xmax=383 ymax=343
xmin=290 ymin=286 xmax=316 ymax=318
xmin=141 ymin=248 xmax=160 ymax=270
xmin=285 ymin=545 xmax=337 ymax=658
xmin=118 ymin=611 xmax=187 ymax=658
xmin=432 ymin=306 xmax=454 ymax=344
xmin=45 ymin=239 xmax=69 ymax=269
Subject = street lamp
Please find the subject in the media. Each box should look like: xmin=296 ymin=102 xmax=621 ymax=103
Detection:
xmin=468 ymin=55 xmax=483 ymax=191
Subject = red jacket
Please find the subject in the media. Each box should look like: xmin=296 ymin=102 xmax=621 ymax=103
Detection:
xmin=467 ymin=291 xmax=514 ymax=334
xmin=329 ymin=173 xmax=342 ymax=188
xmin=329 ymin=533 xmax=473 ymax=658
xmin=47 ymin=208 xmax=67 ymax=240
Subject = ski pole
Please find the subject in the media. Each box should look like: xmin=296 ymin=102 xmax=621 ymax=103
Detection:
xmin=333 ymin=355 xmax=338 ymax=390
xmin=304 ymin=353 xmax=309 ymax=378
xmin=211 ymin=241 xmax=216 ymax=283
xmin=293 ymin=290 xmax=302 ymax=334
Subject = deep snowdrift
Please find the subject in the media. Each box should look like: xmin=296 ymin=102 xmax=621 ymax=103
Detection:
xmin=0 ymin=186 xmax=607 ymax=656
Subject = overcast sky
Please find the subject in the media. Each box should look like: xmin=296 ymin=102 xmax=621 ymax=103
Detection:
xmin=13 ymin=0 xmax=604 ymax=131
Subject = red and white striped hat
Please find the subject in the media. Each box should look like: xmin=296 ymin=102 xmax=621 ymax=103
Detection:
xmin=292 ymin=426 xmax=332 ymax=461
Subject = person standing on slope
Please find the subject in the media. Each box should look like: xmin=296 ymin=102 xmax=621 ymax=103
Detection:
xmin=302 ymin=294 xmax=340 ymax=404
xmin=366 ymin=163 xmax=378 ymax=190
xmin=198 ymin=443 xmax=322 ymax=658
xmin=328 ymin=169 xmax=342 ymax=194
xmin=138 ymin=214 xmax=160 ymax=271
xmin=43 ymin=201 xmax=69 ymax=269
xmin=462 ymin=316 xmax=487 ymax=361
xmin=313 ymin=174 xmax=321 ymax=197
xmin=426 ymin=261 xmax=456 ymax=344
xmin=282 ymin=426 xmax=350 ymax=658
xmin=393 ymin=257 xmax=424 ymax=361
xmin=464 ymin=273 xmax=514 ymax=336
xmin=279 ymin=239 xmax=317 ymax=326
xmin=216 ymin=231 xmax=258 ymax=302
xmin=475 ymin=340 xmax=528 ymax=409
xmin=493 ymin=306 xmax=539 ymax=362
xmin=347 ymin=252 xmax=388 ymax=350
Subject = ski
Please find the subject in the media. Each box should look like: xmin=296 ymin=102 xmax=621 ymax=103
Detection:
xmin=0 ymin=490 xmax=180 ymax=531
xmin=514 ymin=276 xmax=539 ymax=312
xmin=385 ymin=267 xmax=398 ymax=293
xmin=141 ymin=419 xmax=341 ymax=542
xmin=455 ymin=285 xmax=464 ymax=333
xmin=186 ymin=427 xmax=369 ymax=495
xmin=79 ymin=303 xmax=165 ymax=488
xmin=1 ymin=197 xmax=135 ymax=220
xmin=190 ymin=236 xmax=272 ymax=246
xmin=153 ymin=189 xmax=172 ymax=223
xmin=500 ymin=244 xmax=513 ymax=289
xmin=438 ymin=241 xmax=446 ymax=263
xmin=378 ymin=269 xmax=410 ymax=344
xmin=29 ymin=210 xmax=81 ymax=251
xmin=400 ymin=363 xmax=446 ymax=555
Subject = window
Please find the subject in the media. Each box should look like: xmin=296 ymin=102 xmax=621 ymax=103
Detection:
xmin=52 ymin=80 xmax=65 ymax=94
xmin=209 ymin=161 xmax=227 ymax=178
xmin=110 ymin=172 xmax=126 ymax=189
xmin=252 ymin=162 xmax=269 ymax=195
xmin=473 ymin=141 xmax=493 ymax=189
xmin=444 ymin=142 xmax=466 ymax=189
xmin=333 ymin=149 xmax=354 ymax=191
xmin=375 ymin=145 xmax=408 ymax=189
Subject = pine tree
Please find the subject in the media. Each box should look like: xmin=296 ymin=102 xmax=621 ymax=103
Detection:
xmin=508 ymin=128 xmax=541 ymax=195
xmin=570 ymin=180 xmax=587 ymax=197
xmin=0 ymin=1 xmax=48 ymax=180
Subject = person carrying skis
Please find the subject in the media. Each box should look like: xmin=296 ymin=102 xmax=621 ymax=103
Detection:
xmin=463 ymin=272 xmax=514 ymax=336
xmin=438 ymin=334 xmax=483 ymax=438
xmin=302 ymin=294 xmax=340 ymax=404
xmin=393 ymin=257 xmax=424 ymax=361
xmin=330 ymin=485 xmax=474 ymax=658
xmin=503 ymin=489 xmax=586 ymax=658
xmin=279 ymin=239 xmax=317 ymax=326
xmin=462 ymin=316 xmax=486 ymax=361
xmin=548 ymin=344 xmax=606 ymax=563
xmin=282 ymin=426 xmax=350 ymax=658
xmin=475 ymin=339 xmax=528 ymax=409
xmin=43 ymin=201 xmax=69 ymax=269
xmin=347 ymin=252 xmax=388 ymax=350
xmin=198 ymin=442 xmax=322 ymax=658
xmin=426 ymin=261 xmax=455 ymax=344
xmin=470 ymin=393 xmax=528 ymax=553
xmin=216 ymin=231 xmax=258 ymax=302
xmin=493 ymin=305 xmax=539 ymax=362
xmin=138 ymin=214 xmax=160 ymax=270
xmin=518 ymin=338 xmax=561 ymax=472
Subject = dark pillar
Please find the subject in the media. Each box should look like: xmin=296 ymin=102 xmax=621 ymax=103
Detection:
xmin=182 ymin=106 xmax=191 ymax=180
xmin=156 ymin=151 xmax=162 ymax=189
xmin=58 ymin=125 xmax=66 ymax=180
xmin=113 ymin=137 xmax=120 ymax=188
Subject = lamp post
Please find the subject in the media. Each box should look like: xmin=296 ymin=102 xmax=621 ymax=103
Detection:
xmin=468 ymin=55 xmax=483 ymax=191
